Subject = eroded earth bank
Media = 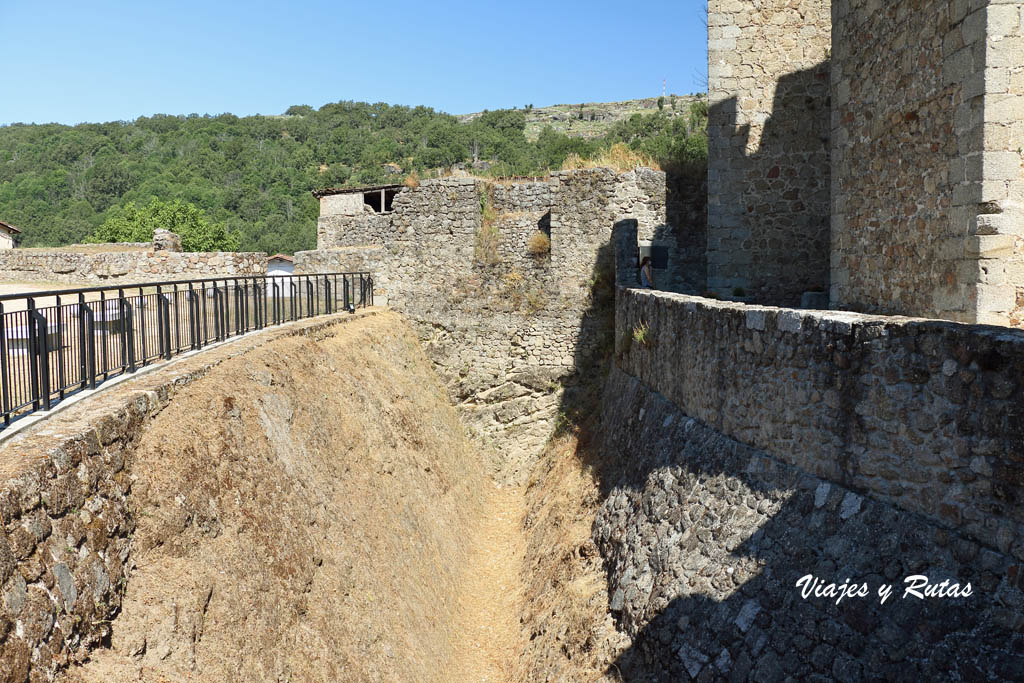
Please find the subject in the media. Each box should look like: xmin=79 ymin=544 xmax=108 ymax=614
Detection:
xmin=0 ymin=311 xmax=620 ymax=682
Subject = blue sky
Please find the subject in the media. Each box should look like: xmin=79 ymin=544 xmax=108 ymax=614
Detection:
xmin=0 ymin=0 xmax=708 ymax=126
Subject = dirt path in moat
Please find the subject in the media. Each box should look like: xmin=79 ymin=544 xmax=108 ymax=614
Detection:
xmin=447 ymin=479 xmax=529 ymax=683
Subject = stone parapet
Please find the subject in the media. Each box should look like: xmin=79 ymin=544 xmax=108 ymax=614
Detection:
xmin=0 ymin=250 xmax=266 ymax=285
xmin=615 ymin=288 xmax=1024 ymax=560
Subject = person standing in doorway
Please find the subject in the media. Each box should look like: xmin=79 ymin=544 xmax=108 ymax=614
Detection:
xmin=640 ymin=256 xmax=655 ymax=289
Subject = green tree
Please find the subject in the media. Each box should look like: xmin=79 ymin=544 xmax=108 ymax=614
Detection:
xmin=89 ymin=198 xmax=240 ymax=251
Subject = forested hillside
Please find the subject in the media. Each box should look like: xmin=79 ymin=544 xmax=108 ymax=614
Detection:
xmin=0 ymin=99 xmax=707 ymax=254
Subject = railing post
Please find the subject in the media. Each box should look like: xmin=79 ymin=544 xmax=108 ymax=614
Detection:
xmin=159 ymin=290 xmax=171 ymax=360
xmin=306 ymin=277 xmax=313 ymax=318
xmin=100 ymin=291 xmax=109 ymax=378
xmin=138 ymin=287 xmax=147 ymax=365
xmin=78 ymin=293 xmax=87 ymax=390
xmin=27 ymin=297 xmax=39 ymax=410
xmin=187 ymin=287 xmax=197 ymax=350
xmin=233 ymin=278 xmax=241 ymax=336
xmin=124 ymin=298 xmax=136 ymax=373
xmin=33 ymin=310 xmax=50 ymax=411
xmin=272 ymin=280 xmax=280 ymax=325
xmin=253 ymin=278 xmax=261 ymax=330
xmin=0 ymin=302 xmax=9 ymax=425
xmin=173 ymin=284 xmax=181 ymax=354
xmin=213 ymin=285 xmax=221 ymax=342
xmin=84 ymin=306 xmax=97 ymax=390
xmin=226 ymin=281 xmax=233 ymax=338
xmin=55 ymin=295 xmax=65 ymax=400
xmin=156 ymin=286 xmax=166 ymax=360
xmin=117 ymin=289 xmax=125 ymax=372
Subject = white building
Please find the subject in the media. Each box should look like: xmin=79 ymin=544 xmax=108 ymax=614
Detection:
xmin=266 ymin=253 xmax=295 ymax=295
xmin=0 ymin=220 xmax=21 ymax=249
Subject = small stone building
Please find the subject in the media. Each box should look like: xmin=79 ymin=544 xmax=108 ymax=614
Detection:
xmin=0 ymin=220 xmax=21 ymax=250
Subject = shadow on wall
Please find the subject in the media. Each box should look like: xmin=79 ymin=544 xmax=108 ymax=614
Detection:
xmin=661 ymin=170 xmax=708 ymax=294
xmin=708 ymin=60 xmax=831 ymax=306
xmin=616 ymin=170 xmax=708 ymax=295
xmin=592 ymin=369 xmax=1024 ymax=681
xmin=554 ymin=238 xmax=617 ymax=431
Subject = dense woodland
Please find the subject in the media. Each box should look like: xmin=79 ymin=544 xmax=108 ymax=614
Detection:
xmin=0 ymin=99 xmax=707 ymax=254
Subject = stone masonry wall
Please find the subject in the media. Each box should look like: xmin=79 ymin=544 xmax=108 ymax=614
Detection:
xmin=491 ymin=180 xmax=554 ymax=213
xmin=986 ymin=4 xmax=1024 ymax=326
xmin=616 ymin=288 xmax=1024 ymax=561
xmin=707 ymin=0 xmax=831 ymax=306
xmin=298 ymin=170 xmax=693 ymax=477
xmin=0 ymin=250 xmax=266 ymax=285
xmin=831 ymin=0 xmax=989 ymax=323
xmin=593 ymin=366 xmax=1024 ymax=680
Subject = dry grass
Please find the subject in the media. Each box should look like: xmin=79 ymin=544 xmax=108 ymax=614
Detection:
xmin=403 ymin=170 xmax=420 ymax=188
xmin=561 ymin=143 xmax=661 ymax=172
xmin=475 ymin=184 xmax=501 ymax=267
xmin=526 ymin=231 xmax=551 ymax=257
xmin=524 ymin=287 xmax=546 ymax=313
xmin=474 ymin=223 xmax=501 ymax=267
xmin=514 ymin=432 xmax=628 ymax=682
xmin=63 ymin=313 xmax=520 ymax=683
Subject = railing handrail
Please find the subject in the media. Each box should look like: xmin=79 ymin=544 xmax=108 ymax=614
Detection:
xmin=0 ymin=271 xmax=373 ymax=302
xmin=0 ymin=270 xmax=374 ymax=430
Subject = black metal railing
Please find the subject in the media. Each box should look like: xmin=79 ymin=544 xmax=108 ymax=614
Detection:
xmin=0 ymin=271 xmax=373 ymax=429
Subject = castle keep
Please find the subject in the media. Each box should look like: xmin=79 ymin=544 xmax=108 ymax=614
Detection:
xmin=710 ymin=0 xmax=1024 ymax=325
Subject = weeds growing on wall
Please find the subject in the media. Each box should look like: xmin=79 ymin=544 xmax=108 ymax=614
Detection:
xmin=527 ymin=231 xmax=551 ymax=257
xmin=500 ymin=269 xmax=549 ymax=315
xmin=632 ymin=320 xmax=652 ymax=347
xmin=562 ymin=143 xmax=660 ymax=172
xmin=474 ymin=183 xmax=501 ymax=267
xmin=524 ymin=287 xmax=547 ymax=313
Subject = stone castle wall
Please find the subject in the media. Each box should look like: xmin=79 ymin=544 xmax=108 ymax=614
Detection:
xmin=991 ymin=3 xmax=1024 ymax=325
xmin=593 ymin=365 xmax=1024 ymax=680
xmin=830 ymin=0 xmax=990 ymax=322
xmin=707 ymin=0 xmax=831 ymax=305
xmin=0 ymin=249 xmax=266 ymax=285
xmin=491 ymin=180 xmax=555 ymax=213
xmin=298 ymin=170 xmax=695 ymax=477
xmin=615 ymin=288 xmax=1024 ymax=559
